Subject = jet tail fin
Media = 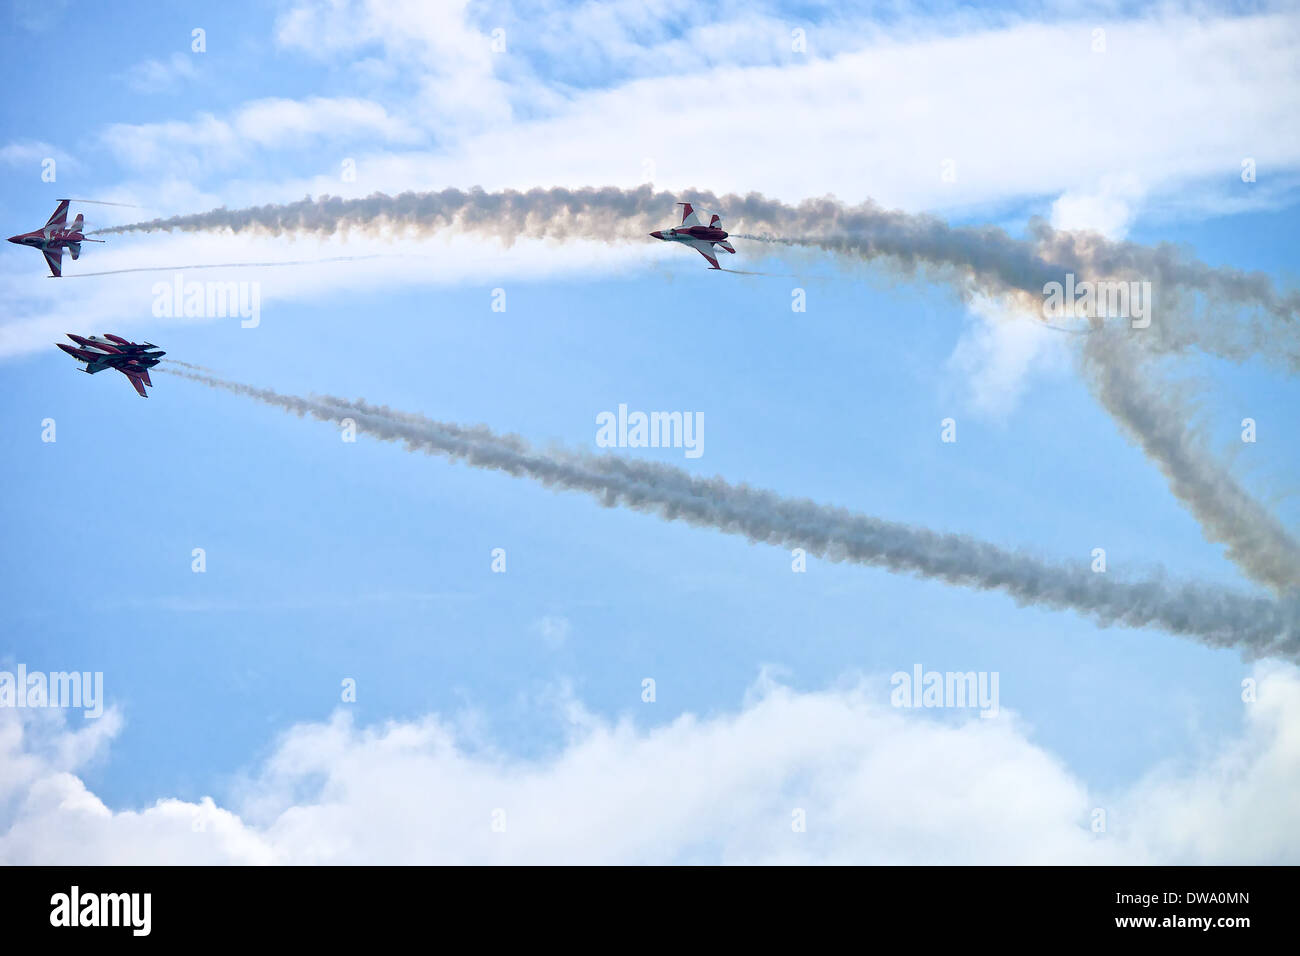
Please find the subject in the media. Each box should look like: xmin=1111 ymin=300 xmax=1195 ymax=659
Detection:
xmin=717 ymin=240 xmax=735 ymax=254
xmin=70 ymin=213 xmax=85 ymax=232
xmin=69 ymin=242 xmax=81 ymax=260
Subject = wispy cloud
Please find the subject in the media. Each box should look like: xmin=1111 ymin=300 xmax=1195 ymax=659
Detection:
xmin=100 ymin=97 xmax=425 ymax=177
xmin=533 ymin=615 xmax=571 ymax=650
xmin=124 ymin=52 xmax=199 ymax=93
xmin=0 ymin=140 xmax=75 ymax=174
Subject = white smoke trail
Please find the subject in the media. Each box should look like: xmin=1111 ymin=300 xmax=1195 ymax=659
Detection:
xmin=161 ymin=368 xmax=1299 ymax=660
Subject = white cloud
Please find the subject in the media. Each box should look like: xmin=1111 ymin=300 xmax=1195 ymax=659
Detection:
xmin=297 ymin=9 xmax=1298 ymax=216
xmin=275 ymin=0 xmax=513 ymax=130
xmin=533 ymin=615 xmax=571 ymax=649
xmin=125 ymin=52 xmax=199 ymax=93
xmin=947 ymin=294 xmax=1074 ymax=420
xmin=0 ymin=230 xmax=666 ymax=359
xmin=2 ymin=665 xmax=1297 ymax=864
xmin=101 ymin=97 xmax=424 ymax=176
xmin=86 ymin=8 xmax=1300 ymax=218
xmin=0 ymin=140 xmax=75 ymax=173
xmin=1050 ymin=173 xmax=1147 ymax=239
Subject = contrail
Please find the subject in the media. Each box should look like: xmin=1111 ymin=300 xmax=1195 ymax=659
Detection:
xmin=65 ymin=199 xmax=140 ymax=208
xmin=64 ymin=255 xmax=387 ymax=278
xmin=717 ymin=267 xmax=800 ymax=277
xmin=93 ymin=186 xmax=1300 ymax=368
xmin=1081 ymin=330 xmax=1300 ymax=594
xmin=162 ymin=367 xmax=1299 ymax=660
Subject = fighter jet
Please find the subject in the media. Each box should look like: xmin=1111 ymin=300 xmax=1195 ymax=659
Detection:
xmin=649 ymin=203 xmax=736 ymax=269
xmin=8 ymin=200 xmax=104 ymax=277
xmin=56 ymin=334 xmax=165 ymax=398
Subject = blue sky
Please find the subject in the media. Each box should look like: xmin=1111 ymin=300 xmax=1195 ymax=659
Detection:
xmin=1 ymin=1 xmax=1297 ymax=863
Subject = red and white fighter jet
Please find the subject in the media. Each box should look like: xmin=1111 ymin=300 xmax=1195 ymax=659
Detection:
xmin=56 ymin=333 xmax=165 ymax=398
xmin=8 ymin=200 xmax=104 ymax=277
xmin=649 ymin=202 xmax=736 ymax=269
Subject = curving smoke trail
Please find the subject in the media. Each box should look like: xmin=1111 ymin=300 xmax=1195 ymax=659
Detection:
xmin=1081 ymin=330 xmax=1300 ymax=594
xmin=162 ymin=368 xmax=1299 ymax=660
xmin=93 ymin=185 xmax=1300 ymax=368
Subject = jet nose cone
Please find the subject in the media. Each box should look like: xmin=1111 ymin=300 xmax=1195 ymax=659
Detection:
xmin=7 ymin=236 xmax=20 ymax=244
xmin=650 ymin=231 xmax=664 ymax=239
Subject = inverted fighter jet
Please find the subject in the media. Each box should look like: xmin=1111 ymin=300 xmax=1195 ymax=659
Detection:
xmin=649 ymin=203 xmax=736 ymax=269
xmin=8 ymin=200 xmax=104 ymax=277
xmin=56 ymin=333 xmax=165 ymax=398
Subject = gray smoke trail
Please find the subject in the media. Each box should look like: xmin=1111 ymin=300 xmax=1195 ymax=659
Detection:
xmin=162 ymin=367 xmax=1298 ymax=660
xmin=102 ymin=188 xmax=1295 ymax=607
xmin=1081 ymin=330 xmax=1300 ymax=594
xmin=1032 ymin=224 xmax=1300 ymax=367
xmin=93 ymin=186 xmax=1300 ymax=368
xmin=733 ymin=222 xmax=1299 ymax=590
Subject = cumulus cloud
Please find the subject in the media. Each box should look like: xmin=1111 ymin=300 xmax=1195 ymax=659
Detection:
xmin=311 ymin=8 xmax=1299 ymax=215
xmin=275 ymin=0 xmax=513 ymax=130
xmin=947 ymin=293 xmax=1073 ymax=419
xmin=1050 ymin=174 xmax=1147 ymax=240
xmin=2 ymin=665 xmax=1297 ymax=864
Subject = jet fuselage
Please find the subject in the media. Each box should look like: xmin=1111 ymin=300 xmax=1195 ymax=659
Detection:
xmin=7 ymin=226 xmax=85 ymax=251
xmin=650 ymin=225 xmax=729 ymax=243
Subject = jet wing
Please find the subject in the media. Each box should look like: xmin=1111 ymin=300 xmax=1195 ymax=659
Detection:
xmin=686 ymin=239 xmax=721 ymax=269
xmin=677 ymin=202 xmax=702 ymax=227
xmin=120 ymin=369 xmax=149 ymax=398
xmin=44 ymin=200 xmax=70 ymax=229
xmin=60 ymin=345 xmax=106 ymax=365
xmin=42 ymin=247 xmax=63 ymax=277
